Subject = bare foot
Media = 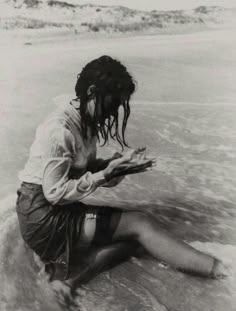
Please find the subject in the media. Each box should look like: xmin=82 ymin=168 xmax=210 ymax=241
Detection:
xmin=211 ymin=259 xmax=229 ymax=279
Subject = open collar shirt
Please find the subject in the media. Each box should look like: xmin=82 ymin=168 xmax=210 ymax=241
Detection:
xmin=19 ymin=100 xmax=106 ymax=205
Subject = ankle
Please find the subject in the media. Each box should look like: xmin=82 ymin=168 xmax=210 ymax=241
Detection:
xmin=210 ymin=258 xmax=228 ymax=279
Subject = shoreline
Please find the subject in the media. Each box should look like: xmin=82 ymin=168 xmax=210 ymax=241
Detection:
xmin=1 ymin=24 xmax=234 ymax=47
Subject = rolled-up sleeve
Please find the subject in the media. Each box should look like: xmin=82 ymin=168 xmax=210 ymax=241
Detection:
xmin=42 ymin=128 xmax=106 ymax=205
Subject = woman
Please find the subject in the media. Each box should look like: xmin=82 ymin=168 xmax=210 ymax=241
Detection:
xmin=16 ymin=55 xmax=226 ymax=286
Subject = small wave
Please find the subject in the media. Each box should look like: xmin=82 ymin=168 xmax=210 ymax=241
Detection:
xmin=0 ymin=195 xmax=66 ymax=311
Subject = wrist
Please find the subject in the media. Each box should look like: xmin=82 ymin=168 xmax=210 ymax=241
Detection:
xmin=103 ymin=166 xmax=113 ymax=181
xmin=93 ymin=171 xmax=107 ymax=187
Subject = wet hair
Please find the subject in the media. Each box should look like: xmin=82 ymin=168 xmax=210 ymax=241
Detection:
xmin=75 ymin=55 xmax=136 ymax=149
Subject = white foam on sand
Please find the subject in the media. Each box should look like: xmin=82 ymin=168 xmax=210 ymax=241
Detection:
xmin=0 ymin=195 xmax=18 ymax=308
xmin=0 ymin=194 xmax=65 ymax=311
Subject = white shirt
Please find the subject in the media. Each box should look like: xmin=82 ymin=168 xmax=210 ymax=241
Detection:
xmin=19 ymin=100 xmax=106 ymax=205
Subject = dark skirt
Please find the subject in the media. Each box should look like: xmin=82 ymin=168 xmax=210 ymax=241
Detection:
xmin=16 ymin=182 xmax=120 ymax=280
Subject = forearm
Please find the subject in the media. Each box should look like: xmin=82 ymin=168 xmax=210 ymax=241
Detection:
xmin=43 ymin=158 xmax=107 ymax=205
xmin=54 ymin=171 xmax=107 ymax=205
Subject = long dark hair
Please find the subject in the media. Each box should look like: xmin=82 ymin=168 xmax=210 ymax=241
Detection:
xmin=75 ymin=55 xmax=136 ymax=149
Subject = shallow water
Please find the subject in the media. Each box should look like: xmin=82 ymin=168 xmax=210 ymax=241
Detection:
xmin=0 ymin=30 xmax=236 ymax=310
xmin=1 ymin=102 xmax=236 ymax=311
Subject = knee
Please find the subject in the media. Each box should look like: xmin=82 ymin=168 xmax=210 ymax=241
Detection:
xmin=113 ymin=210 xmax=156 ymax=242
xmin=131 ymin=211 xmax=154 ymax=237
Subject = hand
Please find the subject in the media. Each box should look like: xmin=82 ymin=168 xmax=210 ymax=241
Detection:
xmin=103 ymin=147 xmax=156 ymax=181
xmin=120 ymin=147 xmax=147 ymax=162
xmin=110 ymin=147 xmax=149 ymax=163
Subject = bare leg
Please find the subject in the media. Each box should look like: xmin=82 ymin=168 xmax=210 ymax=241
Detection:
xmin=111 ymin=211 xmax=215 ymax=277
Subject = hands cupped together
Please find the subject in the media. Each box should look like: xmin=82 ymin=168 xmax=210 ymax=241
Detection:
xmin=104 ymin=147 xmax=156 ymax=181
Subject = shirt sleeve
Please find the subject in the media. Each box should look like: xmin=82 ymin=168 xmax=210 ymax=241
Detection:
xmin=42 ymin=127 xmax=106 ymax=205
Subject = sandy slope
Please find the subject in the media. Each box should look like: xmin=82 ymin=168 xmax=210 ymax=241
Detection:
xmin=1 ymin=1 xmax=236 ymax=36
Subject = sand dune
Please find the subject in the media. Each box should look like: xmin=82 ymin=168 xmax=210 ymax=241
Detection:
xmin=1 ymin=0 xmax=236 ymax=36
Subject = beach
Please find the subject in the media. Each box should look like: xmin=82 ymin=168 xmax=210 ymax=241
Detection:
xmin=0 ymin=28 xmax=236 ymax=310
